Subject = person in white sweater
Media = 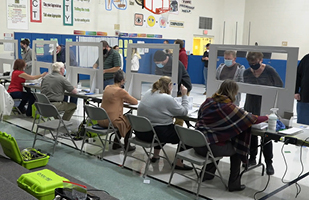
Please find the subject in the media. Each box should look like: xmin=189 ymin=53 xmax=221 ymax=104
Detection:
xmin=137 ymin=76 xmax=192 ymax=170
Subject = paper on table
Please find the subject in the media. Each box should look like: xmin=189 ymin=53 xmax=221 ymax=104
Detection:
xmin=252 ymin=122 xmax=268 ymax=130
xmin=279 ymin=128 xmax=303 ymax=135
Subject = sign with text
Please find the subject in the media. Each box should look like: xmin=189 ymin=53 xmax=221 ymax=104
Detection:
xmin=30 ymin=0 xmax=42 ymax=22
xmin=63 ymin=0 xmax=73 ymax=26
xmin=43 ymin=2 xmax=61 ymax=9
xmin=7 ymin=0 xmax=28 ymax=29
xmin=169 ymin=20 xmax=184 ymax=28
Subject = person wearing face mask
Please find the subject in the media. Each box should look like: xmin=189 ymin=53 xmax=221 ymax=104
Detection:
xmin=8 ymin=59 xmax=47 ymax=117
xmin=113 ymin=45 xmax=123 ymax=70
xmin=202 ymin=43 xmax=210 ymax=95
xmin=153 ymin=50 xmax=192 ymax=127
xmin=20 ymin=39 xmax=33 ymax=75
xmin=98 ymin=70 xmax=138 ymax=151
xmin=243 ymin=52 xmax=283 ymax=175
xmin=216 ymin=50 xmax=245 ymax=106
xmin=93 ymin=40 xmax=121 ymax=89
xmin=41 ymin=62 xmax=77 ymax=121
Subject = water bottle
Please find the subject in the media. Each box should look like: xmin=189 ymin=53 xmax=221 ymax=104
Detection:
xmin=268 ymin=108 xmax=278 ymax=132
xmin=171 ymin=83 xmax=177 ymax=97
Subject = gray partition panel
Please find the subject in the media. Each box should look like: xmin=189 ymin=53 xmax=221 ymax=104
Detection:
xmin=207 ymin=45 xmax=299 ymax=118
xmin=32 ymin=40 xmax=57 ymax=75
xmin=0 ymin=39 xmax=18 ymax=73
xmin=125 ymin=43 xmax=180 ymax=99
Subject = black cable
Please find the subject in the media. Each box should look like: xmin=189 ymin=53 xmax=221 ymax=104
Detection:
xmin=281 ymin=142 xmax=289 ymax=184
xmin=253 ymin=175 xmax=271 ymax=200
xmin=87 ymin=188 xmax=110 ymax=195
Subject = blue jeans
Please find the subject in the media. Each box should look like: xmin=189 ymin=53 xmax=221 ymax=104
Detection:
xmin=63 ymin=96 xmax=78 ymax=104
xmin=104 ymin=79 xmax=114 ymax=89
xmin=203 ymin=67 xmax=208 ymax=91
xmin=10 ymin=91 xmax=35 ymax=116
xmin=297 ymin=102 xmax=309 ymax=125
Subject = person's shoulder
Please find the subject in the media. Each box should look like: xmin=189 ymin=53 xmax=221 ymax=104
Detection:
xmin=236 ymin=63 xmax=245 ymax=69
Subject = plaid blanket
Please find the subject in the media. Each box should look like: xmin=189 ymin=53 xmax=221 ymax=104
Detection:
xmin=195 ymin=93 xmax=258 ymax=162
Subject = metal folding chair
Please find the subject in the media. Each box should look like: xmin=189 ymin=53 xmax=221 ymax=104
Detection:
xmin=32 ymin=102 xmax=78 ymax=155
xmin=122 ymin=114 xmax=172 ymax=178
xmin=31 ymin=93 xmax=51 ymax=133
xmin=168 ymin=125 xmax=227 ymax=199
xmin=80 ymin=105 xmax=120 ymax=160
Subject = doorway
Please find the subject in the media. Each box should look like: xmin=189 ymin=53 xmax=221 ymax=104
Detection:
xmin=192 ymin=37 xmax=214 ymax=55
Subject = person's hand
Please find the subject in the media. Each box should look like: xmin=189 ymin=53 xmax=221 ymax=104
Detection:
xmin=41 ymin=72 xmax=47 ymax=77
xmin=294 ymin=93 xmax=301 ymax=101
xmin=180 ymin=84 xmax=187 ymax=96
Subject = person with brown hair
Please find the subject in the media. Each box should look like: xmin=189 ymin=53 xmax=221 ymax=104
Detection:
xmin=137 ymin=76 xmax=193 ymax=170
xmin=243 ymin=52 xmax=283 ymax=175
xmin=194 ymin=79 xmax=268 ymax=191
xmin=20 ymin=39 xmax=33 ymax=75
xmin=98 ymin=70 xmax=138 ymax=151
xmin=7 ymin=59 xmax=47 ymax=116
xmin=174 ymin=39 xmax=188 ymax=69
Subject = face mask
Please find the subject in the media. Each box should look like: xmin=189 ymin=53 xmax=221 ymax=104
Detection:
xmin=63 ymin=69 xmax=66 ymax=76
xmin=250 ymin=63 xmax=260 ymax=70
xmin=224 ymin=59 xmax=233 ymax=67
xmin=103 ymin=49 xmax=108 ymax=55
xmin=156 ymin=63 xmax=164 ymax=68
xmin=207 ymin=50 xmax=209 ymax=52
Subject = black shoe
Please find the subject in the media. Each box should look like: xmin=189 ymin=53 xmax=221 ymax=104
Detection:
xmin=126 ymin=145 xmax=136 ymax=152
xmin=228 ymin=184 xmax=246 ymax=192
xmin=174 ymin=164 xmax=193 ymax=170
xmin=112 ymin=143 xmax=122 ymax=150
xmin=150 ymin=157 xmax=160 ymax=163
xmin=201 ymin=173 xmax=215 ymax=181
xmin=242 ymin=159 xmax=257 ymax=168
xmin=266 ymin=163 xmax=274 ymax=175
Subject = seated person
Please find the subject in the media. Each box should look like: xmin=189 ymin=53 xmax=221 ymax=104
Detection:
xmin=137 ymin=76 xmax=192 ymax=170
xmin=98 ymin=70 xmax=138 ymax=151
xmin=216 ymin=50 xmax=245 ymax=106
xmin=41 ymin=62 xmax=77 ymax=121
xmin=7 ymin=59 xmax=47 ymax=117
xmin=153 ymin=50 xmax=192 ymax=126
xmin=194 ymin=79 xmax=268 ymax=192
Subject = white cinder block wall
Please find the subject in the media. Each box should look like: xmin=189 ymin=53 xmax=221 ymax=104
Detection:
xmin=243 ymin=0 xmax=309 ymax=59
xmin=0 ymin=0 xmax=246 ymax=54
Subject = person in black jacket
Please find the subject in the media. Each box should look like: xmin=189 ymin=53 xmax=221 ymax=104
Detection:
xmin=295 ymin=54 xmax=309 ymax=125
xmin=202 ymin=43 xmax=210 ymax=95
xmin=153 ymin=50 xmax=192 ymax=95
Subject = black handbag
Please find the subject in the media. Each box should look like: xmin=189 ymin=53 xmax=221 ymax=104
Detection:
xmin=54 ymin=188 xmax=100 ymax=200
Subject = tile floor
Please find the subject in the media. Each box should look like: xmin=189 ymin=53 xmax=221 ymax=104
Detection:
xmin=1 ymin=84 xmax=309 ymax=200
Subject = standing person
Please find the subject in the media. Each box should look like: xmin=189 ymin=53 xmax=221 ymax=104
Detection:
xmin=174 ymin=39 xmax=188 ymax=70
xmin=216 ymin=50 xmax=245 ymax=106
xmin=294 ymin=54 xmax=309 ymax=125
xmin=41 ymin=62 xmax=77 ymax=121
xmin=194 ymin=79 xmax=268 ymax=192
xmin=131 ymin=48 xmax=141 ymax=72
xmin=98 ymin=70 xmax=138 ymax=151
xmin=7 ymin=59 xmax=47 ymax=117
xmin=243 ymin=52 xmax=283 ymax=175
xmin=93 ymin=41 xmax=121 ymax=89
xmin=20 ymin=39 xmax=33 ymax=75
xmin=202 ymin=43 xmax=210 ymax=95
xmin=49 ymin=42 xmax=78 ymax=105
xmin=113 ymin=45 xmax=124 ymax=70
xmin=137 ymin=76 xmax=192 ymax=170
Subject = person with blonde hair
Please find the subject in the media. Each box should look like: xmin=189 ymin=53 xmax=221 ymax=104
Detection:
xmin=131 ymin=48 xmax=141 ymax=72
xmin=194 ymin=79 xmax=268 ymax=191
xmin=137 ymin=76 xmax=193 ymax=170
xmin=41 ymin=62 xmax=77 ymax=121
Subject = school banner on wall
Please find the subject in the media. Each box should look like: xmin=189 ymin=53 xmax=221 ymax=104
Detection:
xmin=7 ymin=0 xmax=28 ymax=29
xmin=30 ymin=0 xmax=42 ymax=22
xmin=63 ymin=0 xmax=73 ymax=26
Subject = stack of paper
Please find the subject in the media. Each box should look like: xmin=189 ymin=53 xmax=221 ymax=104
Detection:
xmin=279 ymin=128 xmax=303 ymax=135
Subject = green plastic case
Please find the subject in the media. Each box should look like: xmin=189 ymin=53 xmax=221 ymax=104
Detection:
xmin=17 ymin=169 xmax=69 ymax=200
xmin=0 ymin=131 xmax=49 ymax=169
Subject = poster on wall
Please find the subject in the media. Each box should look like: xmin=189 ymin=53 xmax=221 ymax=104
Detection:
xmin=7 ymin=0 xmax=28 ymax=30
xmin=30 ymin=0 xmax=42 ymax=22
xmin=180 ymin=0 xmax=194 ymax=14
xmin=105 ymin=0 xmax=127 ymax=11
xmin=169 ymin=0 xmax=179 ymax=15
xmin=63 ymin=0 xmax=73 ymax=26
xmin=43 ymin=2 xmax=62 ymax=9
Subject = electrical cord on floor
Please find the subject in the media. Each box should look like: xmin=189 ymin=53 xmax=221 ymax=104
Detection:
xmin=87 ymin=188 xmax=110 ymax=195
xmin=253 ymin=175 xmax=271 ymax=200
xmin=281 ymin=142 xmax=289 ymax=184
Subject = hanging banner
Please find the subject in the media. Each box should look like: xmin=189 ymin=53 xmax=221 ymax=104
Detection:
xmin=63 ymin=0 xmax=73 ymax=26
xmin=7 ymin=0 xmax=28 ymax=29
xmin=30 ymin=0 xmax=42 ymax=22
